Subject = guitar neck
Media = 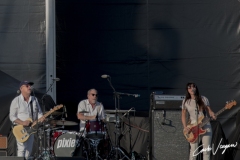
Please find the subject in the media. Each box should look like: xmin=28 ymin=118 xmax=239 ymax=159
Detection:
xmin=31 ymin=110 xmax=55 ymax=127
xmin=200 ymin=107 xmax=226 ymax=128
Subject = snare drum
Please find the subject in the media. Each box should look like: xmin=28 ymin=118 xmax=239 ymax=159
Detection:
xmin=86 ymin=120 xmax=106 ymax=139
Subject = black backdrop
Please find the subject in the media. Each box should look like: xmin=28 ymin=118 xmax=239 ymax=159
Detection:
xmin=55 ymin=0 xmax=240 ymax=158
xmin=55 ymin=0 xmax=240 ymax=130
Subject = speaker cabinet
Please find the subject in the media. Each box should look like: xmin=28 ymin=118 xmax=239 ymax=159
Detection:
xmin=0 ymin=136 xmax=7 ymax=149
xmin=150 ymin=110 xmax=189 ymax=160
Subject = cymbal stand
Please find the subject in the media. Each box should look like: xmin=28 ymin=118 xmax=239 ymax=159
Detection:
xmin=39 ymin=79 xmax=57 ymax=159
xmin=104 ymin=76 xmax=130 ymax=160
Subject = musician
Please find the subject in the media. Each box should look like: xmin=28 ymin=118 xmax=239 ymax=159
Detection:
xmin=9 ymin=81 xmax=45 ymax=159
xmin=181 ymin=82 xmax=216 ymax=160
xmin=77 ymin=88 xmax=105 ymax=133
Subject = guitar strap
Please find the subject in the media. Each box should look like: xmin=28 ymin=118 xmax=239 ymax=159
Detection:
xmin=203 ymin=108 xmax=207 ymax=117
xmin=30 ymin=100 xmax=34 ymax=121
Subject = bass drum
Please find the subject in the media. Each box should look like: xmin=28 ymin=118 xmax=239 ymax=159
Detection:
xmin=53 ymin=132 xmax=83 ymax=157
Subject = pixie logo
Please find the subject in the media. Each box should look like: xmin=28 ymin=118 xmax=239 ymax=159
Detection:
xmin=57 ymin=138 xmax=76 ymax=149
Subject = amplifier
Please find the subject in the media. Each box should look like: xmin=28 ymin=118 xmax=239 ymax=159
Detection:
xmin=150 ymin=110 xmax=189 ymax=160
xmin=0 ymin=150 xmax=7 ymax=156
xmin=151 ymin=93 xmax=185 ymax=110
xmin=0 ymin=137 xmax=7 ymax=149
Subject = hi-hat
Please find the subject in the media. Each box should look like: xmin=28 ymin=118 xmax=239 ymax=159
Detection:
xmin=56 ymin=120 xmax=78 ymax=126
xmin=79 ymin=110 xmax=89 ymax=113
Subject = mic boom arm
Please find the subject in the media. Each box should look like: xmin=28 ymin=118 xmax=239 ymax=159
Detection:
xmin=115 ymin=92 xmax=140 ymax=98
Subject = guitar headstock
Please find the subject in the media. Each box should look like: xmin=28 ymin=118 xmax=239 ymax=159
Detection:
xmin=53 ymin=104 xmax=63 ymax=111
xmin=225 ymin=100 xmax=237 ymax=109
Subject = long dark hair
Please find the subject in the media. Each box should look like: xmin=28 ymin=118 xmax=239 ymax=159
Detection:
xmin=183 ymin=82 xmax=206 ymax=111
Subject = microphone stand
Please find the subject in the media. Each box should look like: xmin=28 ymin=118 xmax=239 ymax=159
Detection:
xmin=31 ymin=87 xmax=40 ymax=160
xmin=128 ymin=112 xmax=133 ymax=158
xmin=105 ymin=77 xmax=130 ymax=160
xmin=195 ymin=96 xmax=201 ymax=160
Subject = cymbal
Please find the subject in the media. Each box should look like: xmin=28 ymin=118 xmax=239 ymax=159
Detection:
xmin=79 ymin=110 xmax=89 ymax=113
xmin=56 ymin=120 xmax=78 ymax=126
xmin=44 ymin=111 xmax=62 ymax=116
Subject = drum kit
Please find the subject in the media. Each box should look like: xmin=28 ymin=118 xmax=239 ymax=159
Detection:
xmin=36 ymin=109 xmax=130 ymax=160
xmin=36 ymin=76 xmax=142 ymax=160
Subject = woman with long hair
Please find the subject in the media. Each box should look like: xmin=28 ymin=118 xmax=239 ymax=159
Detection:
xmin=181 ymin=82 xmax=216 ymax=160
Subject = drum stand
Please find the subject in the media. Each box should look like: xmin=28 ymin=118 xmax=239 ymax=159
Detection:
xmin=37 ymin=125 xmax=54 ymax=160
xmin=89 ymin=139 xmax=103 ymax=160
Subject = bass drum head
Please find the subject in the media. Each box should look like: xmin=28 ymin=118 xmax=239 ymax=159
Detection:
xmin=54 ymin=133 xmax=79 ymax=157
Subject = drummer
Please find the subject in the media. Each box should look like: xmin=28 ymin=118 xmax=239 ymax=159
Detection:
xmin=77 ymin=88 xmax=105 ymax=134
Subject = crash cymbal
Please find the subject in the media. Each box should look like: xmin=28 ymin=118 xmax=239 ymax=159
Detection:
xmin=79 ymin=110 xmax=89 ymax=113
xmin=44 ymin=111 xmax=62 ymax=116
xmin=56 ymin=120 xmax=78 ymax=126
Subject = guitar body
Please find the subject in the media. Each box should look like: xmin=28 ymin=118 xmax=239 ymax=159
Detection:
xmin=183 ymin=100 xmax=237 ymax=143
xmin=13 ymin=118 xmax=37 ymax=143
xmin=183 ymin=116 xmax=207 ymax=143
xmin=12 ymin=104 xmax=63 ymax=143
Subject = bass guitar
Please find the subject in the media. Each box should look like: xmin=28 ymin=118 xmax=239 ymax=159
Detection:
xmin=183 ymin=100 xmax=237 ymax=143
xmin=13 ymin=104 xmax=63 ymax=143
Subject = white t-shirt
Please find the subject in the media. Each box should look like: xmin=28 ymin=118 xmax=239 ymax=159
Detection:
xmin=182 ymin=96 xmax=210 ymax=124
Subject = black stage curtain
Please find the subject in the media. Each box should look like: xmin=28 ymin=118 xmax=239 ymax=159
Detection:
xmin=210 ymin=121 xmax=232 ymax=160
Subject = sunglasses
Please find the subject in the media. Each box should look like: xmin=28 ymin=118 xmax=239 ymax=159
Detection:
xmin=91 ymin=94 xmax=98 ymax=97
xmin=23 ymin=85 xmax=31 ymax=88
xmin=187 ymin=85 xmax=196 ymax=89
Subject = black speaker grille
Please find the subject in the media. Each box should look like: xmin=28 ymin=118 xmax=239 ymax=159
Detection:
xmin=152 ymin=110 xmax=189 ymax=160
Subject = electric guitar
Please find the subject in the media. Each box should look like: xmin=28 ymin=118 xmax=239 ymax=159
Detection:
xmin=13 ymin=104 xmax=63 ymax=143
xmin=183 ymin=100 xmax=237 ymax=143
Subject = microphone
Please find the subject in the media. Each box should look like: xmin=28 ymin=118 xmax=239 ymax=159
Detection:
xmin=192 ymin=88 xmax=196 ymax=95
xmin=64 ymin=106 xmax=67 ymax=118
xmin=52 ymin=78 xmax=60 ymax=81
xmin=161 ymin=110 xmax=166 ymax=125
xmin=101 ymin=74 xmax=110 ymax=78
xmin=133 ymin=94 xmax=140 ymax=98
xmin=122 ymin=107 xmax=134 ymax=117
